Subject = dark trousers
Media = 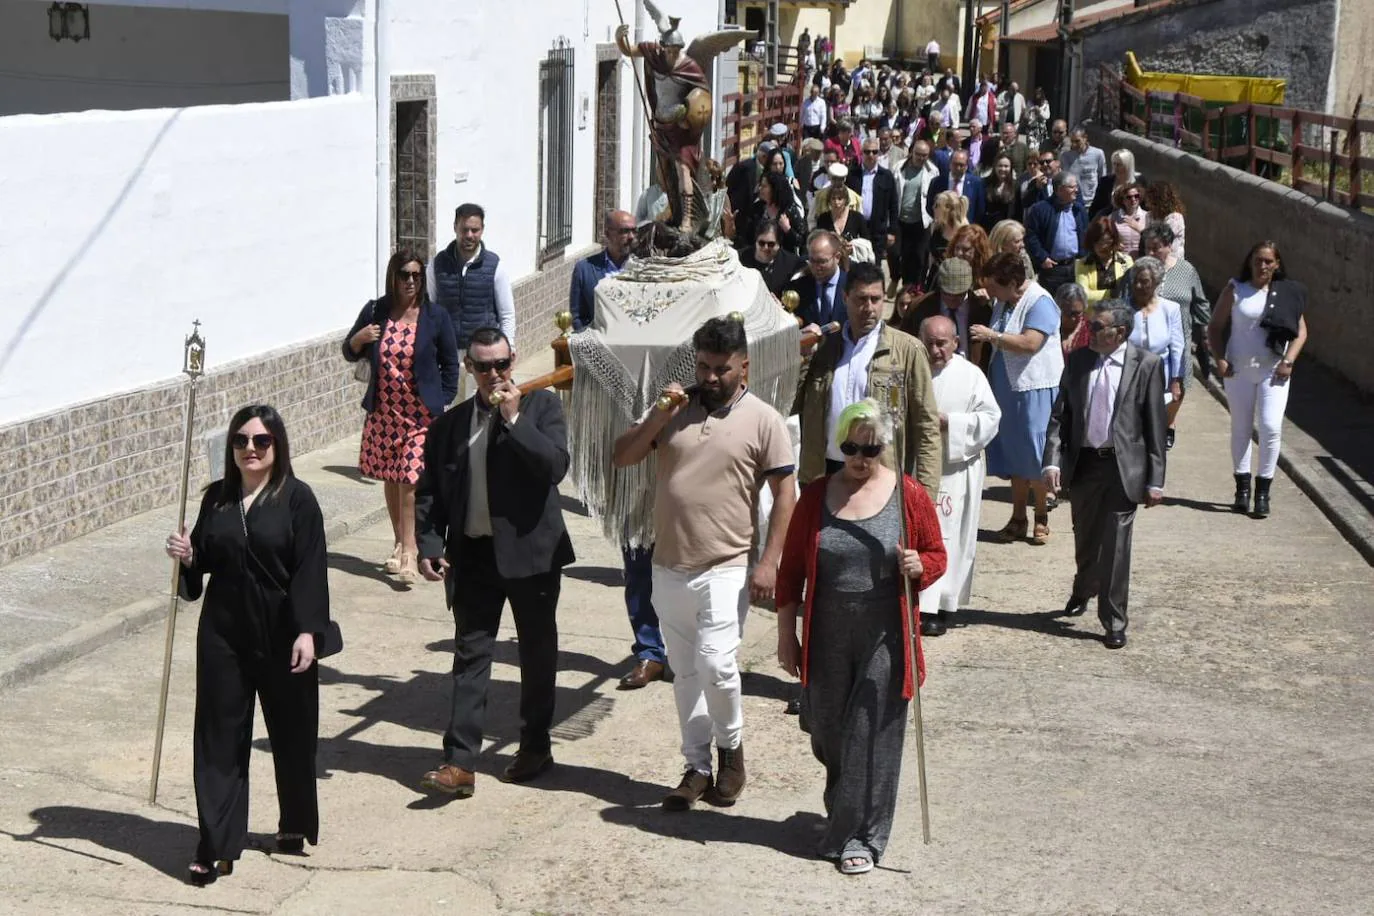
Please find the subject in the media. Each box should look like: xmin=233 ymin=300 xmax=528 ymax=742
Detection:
xmin=1192 ymin=322 xmax=1212 ymax=382
xmin=1037 ymin=261 xmax=1077 ymax=297
xmin=444 ymin=535 xmax=560 ymax=769
xmin=193 ymin=614 xmax=319 ymax=863
xmin=623 ymin=545 xmax=665 ymax=663
xmin=898 ymin=220 xmax=930 ymax=287
xmin=927 ymin=53 xmax=940 ymax=73
xmin=802 ymin=125 xmax=824 ymax=141
xmin=1068 ymin=452 xmax=1138 ymax=634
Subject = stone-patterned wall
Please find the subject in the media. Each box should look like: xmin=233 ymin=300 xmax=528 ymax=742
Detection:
xmin=0 ymin=336 xmax=362 ymax=567
xmin=0 ymin=250 xmax=599 ymax=568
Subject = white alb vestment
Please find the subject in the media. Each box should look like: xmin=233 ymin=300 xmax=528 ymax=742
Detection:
xmin=919 ymin=354 xmax=1001 ymax=613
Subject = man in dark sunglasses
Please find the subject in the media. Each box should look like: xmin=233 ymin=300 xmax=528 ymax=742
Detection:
xmin=415 ymin=326 xmax=575 ymax=797
xmin=1042 ymin=303 xmax=1167 ymax=650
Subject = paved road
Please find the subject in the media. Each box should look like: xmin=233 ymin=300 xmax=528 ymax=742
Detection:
xmin=1 ymin=385 xmax=1371 ymax=914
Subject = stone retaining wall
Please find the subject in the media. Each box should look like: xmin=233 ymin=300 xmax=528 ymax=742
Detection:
xmin=0 ymin=247 xmax=593 ymax=567
xmin=1089 ymin=128 xmax=1374 ymax=396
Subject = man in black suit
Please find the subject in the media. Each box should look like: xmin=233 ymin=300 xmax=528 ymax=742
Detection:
xmin=787 ymin=230 xmax=847 ymax=331
xmin=1042 ymin=303 xmax=1167 ymax=649
xmin=847 ymin=138 xmax=900 ymax=267
xmin=415 ymin=327 xmax=575 ymax=796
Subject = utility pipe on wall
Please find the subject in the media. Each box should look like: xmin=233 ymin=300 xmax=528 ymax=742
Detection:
xmin=374 ymin=0 xmax=389 ymax=290
xmin=630 ymin=0 xmax=647 ymax=205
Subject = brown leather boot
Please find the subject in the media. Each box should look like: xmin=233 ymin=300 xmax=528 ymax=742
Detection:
xmin=713 ymin=744 xmax=747 ymax=804
xmin=421 ymin=764 xmax=475 ymax=798
xmin=662 ymin=769 xmax=712 ymax=811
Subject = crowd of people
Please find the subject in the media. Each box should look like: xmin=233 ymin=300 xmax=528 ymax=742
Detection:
xmin=157 ymin=46 xmax=1312 ymax=888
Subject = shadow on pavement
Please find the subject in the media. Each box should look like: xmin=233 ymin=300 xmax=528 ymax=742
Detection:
xmin=741 ymin=670 xmax=798 ymax=703
xmin=1161 ymin=495 xmax=1233 ymax=513
xmin=563 ymin=565 xmax=623 ymax=587
xmin=13 ymin=807 xmax=200 ymax=879
xmin=955 ymin=608 xmax=1103 ymax=641
xmin=328 ymin=552 xmax=409 ymax=591
xmin=320 ymin=465 xmax=375 ymax=484
xmin=559 ymin=494 xmax=590 ymax=517
xmin=599 ymin=806 xmax=825 ymax=859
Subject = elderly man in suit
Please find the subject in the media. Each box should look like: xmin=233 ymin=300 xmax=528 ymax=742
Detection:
xmin=848 ymin=137 xmax=900 ymax=271
xmin=1042 ymin=302 xmax=1167 ymax=649
xmin=928 ymin=150 xmax=987 ymax=226
xmin=416 ymin=327 xmax=575 ymax=796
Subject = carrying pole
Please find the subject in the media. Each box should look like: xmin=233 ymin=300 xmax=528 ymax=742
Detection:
xmin=149 ymin=321 xmax=206 ymax=805
xmin=885 ymin=385 xmax=932 ymax=844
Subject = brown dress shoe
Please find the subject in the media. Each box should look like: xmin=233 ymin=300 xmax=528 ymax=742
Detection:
xmin=662 ymin=770 xmax=712 ymax=811
xmin=499 ymin=750 xmax=554 ymax=784
xmin=619 ymin=659 xmax=666 ymax=689
xmin=713 ymin=744 xmax=747 ymax=804
xmin=421 ymin=764 xmax=475 ymax=798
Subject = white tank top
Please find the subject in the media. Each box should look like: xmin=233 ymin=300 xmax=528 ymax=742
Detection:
xmin=1226 ymin=281 xmax=1275 ymax=370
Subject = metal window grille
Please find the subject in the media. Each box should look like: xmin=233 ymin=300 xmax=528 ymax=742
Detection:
xmin=539 ymin=40 xmax=575 ymax=257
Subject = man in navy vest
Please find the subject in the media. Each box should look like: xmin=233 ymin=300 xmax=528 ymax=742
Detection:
xmin=427 ymin=203 xmax=517 ymax=402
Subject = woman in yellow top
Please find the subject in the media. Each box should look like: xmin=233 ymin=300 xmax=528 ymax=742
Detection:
xmin=1073 ymin=216 xmax=1133 ymax=305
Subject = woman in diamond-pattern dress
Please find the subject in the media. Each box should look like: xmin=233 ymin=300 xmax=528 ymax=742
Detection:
xmin=344 ymin=250 xmax=459 ymax=583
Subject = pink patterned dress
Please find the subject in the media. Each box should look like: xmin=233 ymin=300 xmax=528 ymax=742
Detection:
xmin=358 ymin=319 xmax=432 ymax=485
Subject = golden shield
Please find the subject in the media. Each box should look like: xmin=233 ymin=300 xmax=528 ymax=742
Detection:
xmin=684 ymin=88 xmax=712 ymax=131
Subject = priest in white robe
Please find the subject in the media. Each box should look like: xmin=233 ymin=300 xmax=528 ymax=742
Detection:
xmin=917 ymin=316 xmax=1001 ymax=636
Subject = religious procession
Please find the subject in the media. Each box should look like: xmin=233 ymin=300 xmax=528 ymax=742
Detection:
xmin=138 ymin=0 xmax=1314 ymax=896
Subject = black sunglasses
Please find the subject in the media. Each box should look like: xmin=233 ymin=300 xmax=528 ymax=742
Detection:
xmin=839 ymin=441 xmax=884 ymax=458
xmin=756 ymin=239 xmax=778 ymax=249
xmin=469 ymin=357 xmax=513 ymax=374
xmin=398 ymin=270 xmax=422 ymax=282
xmin=231 ymin=433 xmax=275 ymax=451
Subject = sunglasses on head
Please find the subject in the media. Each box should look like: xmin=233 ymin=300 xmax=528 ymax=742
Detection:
xmin=469 ymin=357 xmax=513 ymax=374
xmin=840 ymin=441 xmax=884 ymax=458
xmin=231 ymin=433 xmax=275 ymax=451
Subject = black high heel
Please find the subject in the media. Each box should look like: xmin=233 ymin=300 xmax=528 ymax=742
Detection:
xmin=188 ymin=860 xmax=232 ymax=887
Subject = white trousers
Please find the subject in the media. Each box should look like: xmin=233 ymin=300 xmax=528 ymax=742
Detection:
xmin=1225 ymin=368 xmax=1290 ymax=478
xmin=651 ymin=564 xmax=749 ymax=774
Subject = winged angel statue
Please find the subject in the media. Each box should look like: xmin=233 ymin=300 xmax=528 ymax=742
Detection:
xmin=616 ymin=1 xmax=750 ymax=241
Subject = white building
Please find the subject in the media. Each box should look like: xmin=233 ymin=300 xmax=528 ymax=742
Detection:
xmin=0 ymin=0 xmax=724 ymax=565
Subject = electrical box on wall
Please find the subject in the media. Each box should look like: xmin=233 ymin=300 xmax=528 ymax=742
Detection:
xmin=579 ymin=92 xmax=589 ymax=130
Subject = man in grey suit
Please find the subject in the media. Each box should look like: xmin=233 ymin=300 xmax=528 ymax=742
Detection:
xmin=1042 ymin=302 xmax=1167 ymax=649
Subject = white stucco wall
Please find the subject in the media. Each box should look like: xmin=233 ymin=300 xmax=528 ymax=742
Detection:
xmin=382 ymin=0 xmax=719 ymax=280
xmin=0 ymin=1 xmax=291 ymax=116
xmin=0 ymin=97 xmax=376 ymax=424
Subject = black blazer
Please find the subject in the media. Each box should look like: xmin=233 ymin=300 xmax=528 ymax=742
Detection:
xmin=343 ymin=298 xmax=460 ymax=417
xmin=845 ymin=167 xmax=900 ymax=242
xmin=414 ymin=389 xmax=575 ymax=590
xmin=1043 ymin=343 xmax=1167 ymax=505
xmin=740 ymin=247 xmax=806 ymax=298
xmin=786 ymin=269 xmax=848 ymax=327
xmin=1257 ymin=278 xmax=1307 ymax=354
xmin=725 ymin=158 xmax=762 ymax=218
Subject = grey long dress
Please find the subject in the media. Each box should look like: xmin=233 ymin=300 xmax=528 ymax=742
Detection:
xmin=802 ymin=487 xmax=908 ymax=864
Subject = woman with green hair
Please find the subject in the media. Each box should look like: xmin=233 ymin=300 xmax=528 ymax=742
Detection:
xmin=776 ymin=398 xmax=946 ymax=875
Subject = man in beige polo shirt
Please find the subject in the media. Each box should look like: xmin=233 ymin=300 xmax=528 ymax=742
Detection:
xmin=613 ymin=317 xmax=797 ymax=812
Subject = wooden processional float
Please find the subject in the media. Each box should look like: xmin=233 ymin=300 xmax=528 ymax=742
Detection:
xmin=501 ymin=290 xmax=839 ymax=405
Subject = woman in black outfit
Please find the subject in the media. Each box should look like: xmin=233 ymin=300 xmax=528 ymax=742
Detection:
xmin=981 ymin=153 xmax=1020 ymax=229
xmin=743 ymin=171 xmax=806 ymax=254
xmin=164 ymin=405 xmax=331 ymax=886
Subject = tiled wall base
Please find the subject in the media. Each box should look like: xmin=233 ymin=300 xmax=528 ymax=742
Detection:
xmin=0 ymin=247 xmax=594 ymax=568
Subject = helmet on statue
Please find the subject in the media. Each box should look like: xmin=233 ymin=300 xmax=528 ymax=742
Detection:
xmin=661 ymin=16 xmax=685 ymax=48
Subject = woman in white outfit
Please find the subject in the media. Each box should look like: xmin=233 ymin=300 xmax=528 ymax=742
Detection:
xmin=1207 ymin=241 xmax=1308 ymax=518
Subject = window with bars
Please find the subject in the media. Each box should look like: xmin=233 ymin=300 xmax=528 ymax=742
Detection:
xmin=539 ymin=40 xmax=575 ymax=259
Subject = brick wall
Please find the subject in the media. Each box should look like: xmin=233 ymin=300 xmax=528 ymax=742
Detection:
xmin=1091 ymin=128 xmax=1374 ymax=395
xmin=0 ymin=249 xmax=598 ymax=567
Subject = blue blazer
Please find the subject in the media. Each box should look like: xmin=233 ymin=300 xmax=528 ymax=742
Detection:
xmin=1023 ymin=198 xmax=1088 ymax=266
xmin=927 ymin=172 xmax=987 ymax=226
xmin=786 ymin=269 xmax=848 ymax=327
xmin=343 ymin=298 xmax=460 ymax=418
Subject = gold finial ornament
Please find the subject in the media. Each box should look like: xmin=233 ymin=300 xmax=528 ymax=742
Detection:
xmin=780 ymin=290 xmax=800 ymax=313
xmin=728 ymin=310 xmax=745 ymax=324
xmin=489 ymin=391 xmax=508 ymax=406
xmin=182 ymin=320 xmax=206 ymax=378
xmin=555 ymin=310 xmax=574 ymax=337
xmin=655 ymin=389 xmax=690 ymax=411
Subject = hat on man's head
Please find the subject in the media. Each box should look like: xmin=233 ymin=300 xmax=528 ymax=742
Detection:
xmin=759 ymin=140 xmax=778 ymax=154
xmin=800 ymin=138 xmax=824 ymax=154
xmin=937 ymin=257 xmax=974 ymax=295
xmin=827 ymin=162 xmax=849 ymax=180
xmin=769 ymin=122 xmax=788 ymax=138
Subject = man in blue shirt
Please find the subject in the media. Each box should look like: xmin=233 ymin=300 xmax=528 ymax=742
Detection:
xmin=567 ymin=209 xmax=668 ymax=689
xmin=1023 ymin=172 xmax=1086 ymax=295
xmin=568 ymin=210 xmax=636 ymax=331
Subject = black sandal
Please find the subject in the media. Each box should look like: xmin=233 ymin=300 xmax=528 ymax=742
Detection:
xmin=276 ymin=832 xmax=306 ymax=854
xmin=188 ymin=860 xmax=233 ymax=887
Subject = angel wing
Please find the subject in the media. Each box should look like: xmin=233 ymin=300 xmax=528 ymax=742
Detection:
xmin=642 ymin=0 xmax=671 ymax=34
xmin=685 ymin=28 xmax=752 ymax=70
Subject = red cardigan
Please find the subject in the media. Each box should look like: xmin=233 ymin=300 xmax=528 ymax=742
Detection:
xmin=777 ymin=474 xmax=947 ymax=699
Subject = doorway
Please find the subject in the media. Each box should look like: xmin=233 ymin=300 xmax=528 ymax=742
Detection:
xmin=394 ymin=99 xmax=431 ymax=257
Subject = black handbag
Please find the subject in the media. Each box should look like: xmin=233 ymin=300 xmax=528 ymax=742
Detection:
xmin=238 ymin=498 xmax=343 ymax=660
